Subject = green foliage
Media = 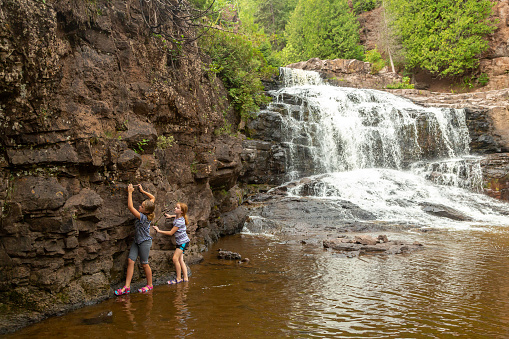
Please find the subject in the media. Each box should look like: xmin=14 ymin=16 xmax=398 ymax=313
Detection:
xmin=200 ymin=29 xmax=275 ymax=121
xmin=134 ymin=139 xmax=149 ymax=154
xmin=252 ymin=0 xmax=298 ymax=36
xmin=214 ymin=121 xmax=233 ymax=136
xmin=386 ymin=76 xmax=414 ymax=89
xmin=352 ymin=0 xmax=380 ymax=14
xmin=156 ymin=135 xmax=174 ymax=150
xmin=237 ymin=0 xmax=298 ymax=60
xmin=460 ymin=72 xmax=490 ymax=89
xmin=281 ymin=0 xmax=364 ymax=64
xmin=188 ymin=0 xmax=211 ymax=9
xmin=477 ymin=72 xmax=489 ymax=86
xmin=365 ymin=47 xmax=386 ymax=74
xmin=462 ymin=76 xmax=475 ymax=89
xmin=190 ymin=161 xmax=198 ymax=174
xmin=387 ymin=0 xmax=497 ymax=77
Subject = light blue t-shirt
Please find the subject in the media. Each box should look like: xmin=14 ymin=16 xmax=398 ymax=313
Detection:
xmin=134 ymin=213 xmax=152 ymax=244
xmin=174 ymin=217 xmax=190 ymax=245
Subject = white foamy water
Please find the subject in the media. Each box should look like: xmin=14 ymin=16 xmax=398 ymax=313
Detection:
xmin=286 ymin=169 xmax=509 ymax=229
xmin=280 ymin=67 xmax=325 ymax=87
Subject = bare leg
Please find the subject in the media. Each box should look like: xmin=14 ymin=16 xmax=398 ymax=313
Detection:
xmin=124 ymin=258 xmax=135 ymax=292
xmin=173 ymin=249 xmax=183 ymax=281
xmin=179 ymin=254 xmax=188 ymax=281
xmin=142 ymin=263 xmax=153 ymax=287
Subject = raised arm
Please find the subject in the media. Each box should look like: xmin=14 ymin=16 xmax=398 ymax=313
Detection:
xmin=138 ymin=184 xmax=155 ymax=202
xmin=127 ymin=184 xmax=141 ymax=219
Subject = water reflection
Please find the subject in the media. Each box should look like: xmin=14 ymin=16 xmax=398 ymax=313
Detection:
xmin=115 ymin=291 xmax=153 ymax=335
xmin=174 ymin=284 xmax=191 ymax=337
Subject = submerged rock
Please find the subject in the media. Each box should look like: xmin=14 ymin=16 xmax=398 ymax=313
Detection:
xmin=420 ymin=203 xmax=473 ymax=221
xmin=82 ymin=311 xmax=113 ymax=325
xmin=217 ymin=249 xmax=242 ymax=260
xmin=323 ymin=235 xmax=423 ymax=257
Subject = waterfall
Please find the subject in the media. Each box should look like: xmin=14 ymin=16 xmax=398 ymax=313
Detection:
xmin=268 ymin=67 xmax=477 ymax=186
xmin=251 ymin=67 xmax=509 ymax=229
xmin=279 ymin=67 xmax=325 ymax=87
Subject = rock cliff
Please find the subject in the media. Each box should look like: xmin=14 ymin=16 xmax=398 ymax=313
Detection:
xmin=0 ymin=0 xmax=246 ymax=332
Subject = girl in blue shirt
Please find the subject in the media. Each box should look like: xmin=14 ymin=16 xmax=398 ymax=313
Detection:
xmin=115 ymin=184 xmax=155 ymax=295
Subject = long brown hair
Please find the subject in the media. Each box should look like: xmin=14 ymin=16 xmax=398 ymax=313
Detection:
xmin=143 ymin=200 xmax=155 ymax=221
xmin=178 ymin=202 xmax=189 ymax=226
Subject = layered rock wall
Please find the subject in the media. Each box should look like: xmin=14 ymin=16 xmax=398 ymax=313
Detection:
xmin=0 ymin=0 xmax=246 ymax=331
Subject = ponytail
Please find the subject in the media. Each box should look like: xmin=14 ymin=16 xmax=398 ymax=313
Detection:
xmin=144 ymin=200 xmax=155 ymax=221
xmin=178 ymin=202 xmax=189 ymax=226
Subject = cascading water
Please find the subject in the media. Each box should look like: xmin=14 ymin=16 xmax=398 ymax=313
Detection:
xmin=275 ymin=67 xmax=472 ymax=178
xmin=251 ymin=67 xmax=509 ymax=229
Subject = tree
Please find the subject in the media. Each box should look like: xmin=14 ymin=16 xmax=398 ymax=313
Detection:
xmin=387 ymin=0 xmax=497 ymax=77
xmin=281 ymin=0 xmax=364 ymax=64
xmin=254 ymin=0 xmax=298 ymax=36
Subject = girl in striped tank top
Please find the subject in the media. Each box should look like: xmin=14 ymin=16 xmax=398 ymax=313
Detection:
xmin=153 ymin=202 xmax=190 ymax=284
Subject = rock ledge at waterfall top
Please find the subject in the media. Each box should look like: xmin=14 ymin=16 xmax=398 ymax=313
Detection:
xmin=286 ymin=57 xmax=401 ymax=89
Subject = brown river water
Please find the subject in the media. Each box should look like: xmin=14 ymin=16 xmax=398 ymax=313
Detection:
xmin=6 ymin=227 xmax=509 ymax=338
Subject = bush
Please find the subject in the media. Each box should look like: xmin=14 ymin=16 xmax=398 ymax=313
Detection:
xmin=364 ymin=47 xmax=386 ymax=74
xmin=386 ymin=76 xmax=414 ymax=89
xmin=387 ymin=0 xmax=497 ymax=76
xmin=477 ymin=73 xmax=489 ymax=86
xmin=352 ymin=0 xmax=381 ymax=14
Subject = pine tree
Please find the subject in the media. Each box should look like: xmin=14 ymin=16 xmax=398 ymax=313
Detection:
xmin=282 ymin=0 xmax=364 ymax=64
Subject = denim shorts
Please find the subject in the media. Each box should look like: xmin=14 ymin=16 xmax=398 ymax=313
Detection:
xmin=128 ymin=239 xmax=152 ymax=264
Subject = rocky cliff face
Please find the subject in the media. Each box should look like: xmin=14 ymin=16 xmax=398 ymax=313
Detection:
xmin=0 ymin=0 xmax=247 ymax=332
xmin=480 ymin=0 xmax=509 ymax=90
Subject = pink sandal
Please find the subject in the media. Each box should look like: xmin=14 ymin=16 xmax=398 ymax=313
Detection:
xmin=114 ymin=286 xmax=130 ymax=296
xmin=138 ymin=285 xmax=153 ymax=293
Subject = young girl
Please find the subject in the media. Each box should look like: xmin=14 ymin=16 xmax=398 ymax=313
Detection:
xmin=153 ymin=202 xmax=190 ymax=284
xmin=115 ymin=184 xmax=155 ymax=295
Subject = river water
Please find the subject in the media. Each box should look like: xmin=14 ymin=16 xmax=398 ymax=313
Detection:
xmin=7 ymin=228 xmax=509 ymax=338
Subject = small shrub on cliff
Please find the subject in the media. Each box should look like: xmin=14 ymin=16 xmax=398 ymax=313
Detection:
xmin=477 ymin=73 xmax=489 ymax=86
xmin=385 ymin=76 xmax=414 ymax=89
xmin=365 ymin=47 xmax=386 ymax=74
xmin=200 ymin=30 xmax=275 ymax=121
xmin=133 ymin=139 xmax=149 ymax=154
xmin=156 ymin=135 xmax=174 ymax=149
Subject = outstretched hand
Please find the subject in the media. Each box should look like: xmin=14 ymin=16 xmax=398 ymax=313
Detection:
xmin=165 ymin=213 xmax=176 ymax=218
xmin=153 ymin=225 xmax=160 ymax=233
xmin=127 ymin=184 xmax=134 ymax=193
xmin=137 ymin=184 xmax=144 ymax=192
